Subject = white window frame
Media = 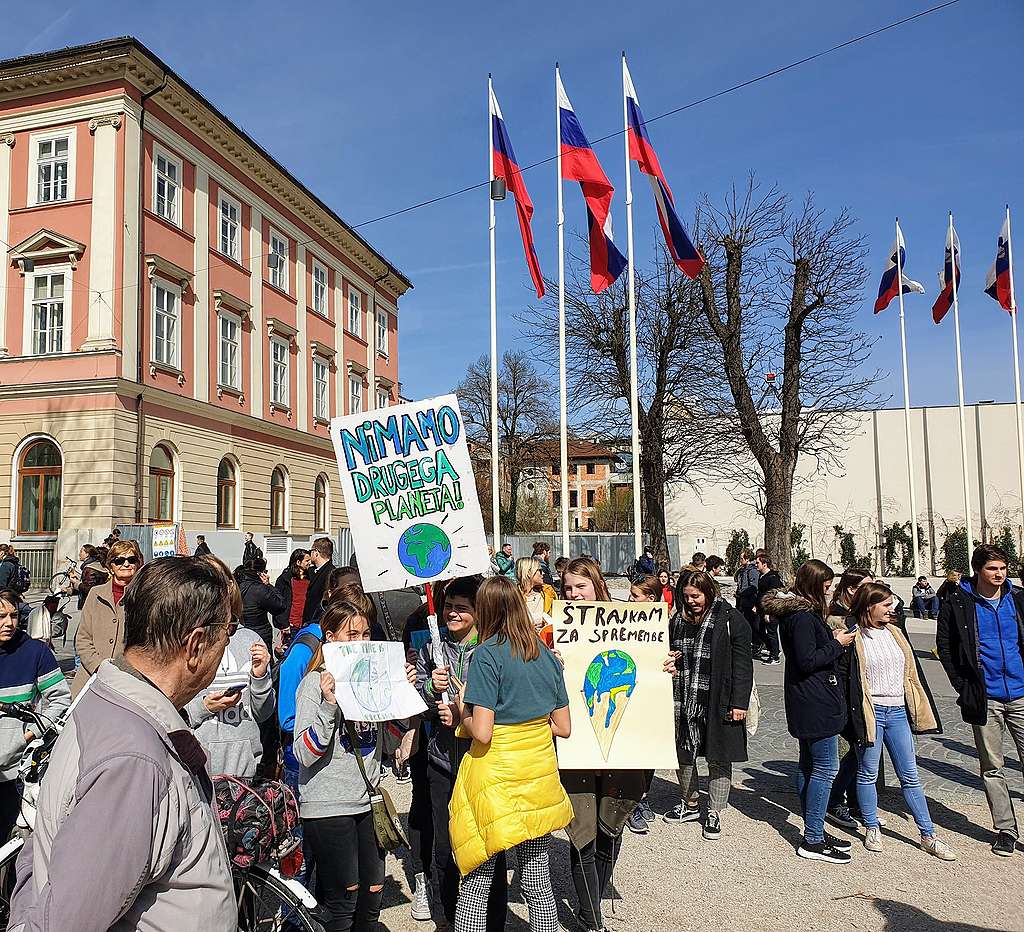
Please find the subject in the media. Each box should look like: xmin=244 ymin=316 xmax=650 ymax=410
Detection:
xmin=28 ymin=128 xmax=76 ymax=206
xmin=218 ymin=310 xmax=242 ymax=390
xmin=151 ymin=280 xmax=182 ymax=369
xmin=347 ymin=289 xmax=362 ymax=337
xmin=218 ymin=191 xmax=242 ymax=262
xmin=152 ymin=144 xmax=183 ymax=227
xmin=376 ymin=309 xmax=389 ymax=357
xmin=311 ymin=259 xmax=329 ymax=316
xmin=348 ymin=375 xmax=363 ymax=415
xmin=269 ymin=229 xmax=289 ymax=292
xmin=270 ymin=336 xmax=290 ymax=407
xmin=376 ymin=389 xmax=389 ymax=410
xmin=23 ymin=265 xmax=72 ymax=356
xmin=313 ymin=356 xmax=330 ymax=421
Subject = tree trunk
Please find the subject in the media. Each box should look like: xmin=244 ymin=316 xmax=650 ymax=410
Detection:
xmin=764 ymin=463 xmax=794 ymax=581
xmin=503 ymin=461 xmax=520 ymax=536
xmin=641 ymin=439 xmax=669 ymax=566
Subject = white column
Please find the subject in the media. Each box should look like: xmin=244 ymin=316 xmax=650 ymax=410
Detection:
xmin=82 ymin=115 xmax=122 ymax=351
xmin=368 ymin=289 xmax=377 ymax=409
xmin=249 ymin=209 xmax=264 ymax=412
xmin=295 ymin=245 xmax=309 ymax=431
xmin=120 ymin=109 xmax=140 ymax=379
xmin=334 ymin=271 xmax=345 ymax=414
xmin=193 ymin=168 xmax=210 ymax=401
xmin=0 ymin=134 xmax=14 ymax=357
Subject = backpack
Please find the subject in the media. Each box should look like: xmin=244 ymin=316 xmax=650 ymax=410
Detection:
xmin=12 ymin=563 xmax=31 ymax=594
xmin=214 ymin=775 xmax=299 ymax=868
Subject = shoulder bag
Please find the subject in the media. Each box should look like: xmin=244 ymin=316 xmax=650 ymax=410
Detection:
xmin=345 ymin=722 xmax=408 ymax=851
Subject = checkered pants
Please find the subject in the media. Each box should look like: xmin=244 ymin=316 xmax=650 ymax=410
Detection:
xmin=678 ymin=750 xmax=733 ymax=813
xmin=455 ymin=836 xmax=558 ymax=932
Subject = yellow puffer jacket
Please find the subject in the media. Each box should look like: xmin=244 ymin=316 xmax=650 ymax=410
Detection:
xmin=449 ymin=718 xmax=574 ymax=876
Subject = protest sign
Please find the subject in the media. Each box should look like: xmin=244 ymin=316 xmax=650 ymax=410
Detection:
xmin=330 ymin=393 xmax=489 ymax=592
xmin=324 ymin=641 xmax=427 ymax=723
xmin=552 ymin=600 xmax=678 ymax=770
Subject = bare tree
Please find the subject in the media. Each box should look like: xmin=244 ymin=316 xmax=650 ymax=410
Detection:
xmin=455 ymin=350 xmax=557 ymax=534
xmin=695 ymin=177 xmax=884 ymax=577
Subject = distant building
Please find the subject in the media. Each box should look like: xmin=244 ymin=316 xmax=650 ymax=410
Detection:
xmin=528 ymin=440 xmax=623 ymax=531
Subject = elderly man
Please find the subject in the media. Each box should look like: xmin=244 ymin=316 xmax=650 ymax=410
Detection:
xmin=10 ymin=557 xmax=237 ymax=931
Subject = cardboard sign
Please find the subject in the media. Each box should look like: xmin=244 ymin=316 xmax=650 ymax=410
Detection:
xmin=323 ymin=641 xmax=427 ymax=723
xmin=552 ymin=600 xmax=678 ymax=770
xmin=330 ymin=394 xmax=489 ymax=593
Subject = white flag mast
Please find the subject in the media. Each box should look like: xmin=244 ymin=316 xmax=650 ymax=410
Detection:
xmin=555 ymin=64 xmax=570 ymax=558
xmin=487 ymin=75 xmax=501 ymax=546
xmin=948 ymin=211 xmax=973 ymax=554
xmin=1005 ymin=205 xmax=1024 ymax=544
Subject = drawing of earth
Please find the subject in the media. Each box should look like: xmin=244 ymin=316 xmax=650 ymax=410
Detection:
xmin=397 ymin=523 xmax=452 ymax=578
xmin=583 ymin=650 xmax=636 ymax=759
xmin=352 ymin=656 xmax=391 ymax=714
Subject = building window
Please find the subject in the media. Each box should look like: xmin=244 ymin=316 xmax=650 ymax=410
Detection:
xmin=586 ymin=463 xmax=596 ymax=475
xmin=217 ymin=457 xmax=237 ymax=528
xmin=312 ymin=260 xmax=328 ymax=316
xmin=376 ymin=389 xmax=389 ymax=410
xmin=154 ymin=147 xmax=182 ymax=225
xmin=270 ymin=466 xmax=287 ymax=532
xmin=349 ymin=376 xmax=363 ymax=415
xmin=376 ymin=309 xmax=388 ymax=355
xmin=586 ymin=489 xmax=596 ymax=508
xmin=314 ymin=474 xmax=328 ymax=533
xmin=148 ymin=444 xmax=175 ymax=523
xmin=569 ymin=464 xmax=578 ymax=476
xmin=551 ymin=461 xmax=560 ymax=475
xmin=218 ymin=313 xmax=241 ymax=389
xmin=17 ymin=439 xmax=62 ymax=535
xmin=552 ymin=490 xmax=561 ymax=508
xmin=29 ymin=272 xmax=65 ymax=355
xmin=569 ymin=490 xmax=578 ymax=508
xmin=219 ymin=193 xmax=241 ymax=261
xmin=34 ymin=134 xmax=71 ymax=204
xmin=271 ymin=338 xmax=289 ymax=406
xmin=348 ymin=289 xmax=361 ymax=337
xmin=152 ymin=283 xmax=179 ymax=367
xmin=313 ymin=357 xmax=329 ymax=420
xmin=269 ymin=230 xmax=288 ymax=291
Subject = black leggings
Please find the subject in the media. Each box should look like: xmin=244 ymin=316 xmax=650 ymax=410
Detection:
xmin=570 ymin=829 xmax=622 ymax=930
xmin=0 ymin=780 xmax=19 ymax=845
xmin=304 ymin=811 xmax=386 ymax=931
xmin=408 ymin=742 xmax=434 ymax=877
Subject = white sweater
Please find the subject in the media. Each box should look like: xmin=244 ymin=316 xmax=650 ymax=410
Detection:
xmin=861 ymin=626 xmax=906 ymax=707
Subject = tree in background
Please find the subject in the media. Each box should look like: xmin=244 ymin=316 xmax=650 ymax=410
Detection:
xmin=995 ymin=526 xmax=1021 ymax=577
xmin=833 ymin=524 xmax=872 ymax=571
xmin=791 ymin=524 xmax=811 ymax=570
xmin=590 ymin=489 xmax=634 ymax=533
xmin=515 ymin=495 xmax=554 ymax=534
xmin=725 ymin=528 xmax=752 ymax=574
xmin=942 ymin=528 xmax=969 ymax=576
xmin=882 ymin=522 xmax=928 ymax=577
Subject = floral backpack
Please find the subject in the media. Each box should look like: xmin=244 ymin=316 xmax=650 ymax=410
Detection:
xmin=213 ymin=774 xmax=299 ymax=868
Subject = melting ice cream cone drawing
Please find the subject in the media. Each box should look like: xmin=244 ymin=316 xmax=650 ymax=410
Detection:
xmin=582 ymin=650 xmax=637 ymax=761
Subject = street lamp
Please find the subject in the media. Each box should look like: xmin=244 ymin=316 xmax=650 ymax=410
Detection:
xmin=490 ymin=178 xmax=506 ymax=201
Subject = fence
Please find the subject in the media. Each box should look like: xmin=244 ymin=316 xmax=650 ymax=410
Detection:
xmin=488 ymin=533 xmax=681 ymax=576
xmin=17 ymin=545 xmax=56 ymax=589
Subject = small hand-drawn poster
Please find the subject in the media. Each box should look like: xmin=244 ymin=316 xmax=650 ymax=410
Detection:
xmin=330 ymin=393 xmax=490 ymax=592
xmin=552 ymin=600 xmax=678 ymax=770
xmin=324 ymin=641 xmax=427 ymax=723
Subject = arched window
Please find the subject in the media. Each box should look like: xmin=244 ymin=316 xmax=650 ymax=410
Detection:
xmin=148 ymin=444 xmax=175 ymax=522
xmin=270 ymin=467 xmax=287 ymax=532
xmin=17 ymin=439 xmax=62 ymax=535
xmin=314 ymin=474 xmax=328 ymax=533
xmin=217 ymin=458 xmax=237 ymax=528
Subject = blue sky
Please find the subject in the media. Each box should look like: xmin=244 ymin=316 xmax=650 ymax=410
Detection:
xmin=5 ymin=0 xmax=1023 ymax=409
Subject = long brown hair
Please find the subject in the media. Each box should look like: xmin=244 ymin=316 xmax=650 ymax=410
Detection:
xmin=562 ymin=557 xmax=611 ymax=601
xmin=848 ymin=582 xmax=895 ymax=629
xmin=675 ymin=570 xmax=721 ymax=622
xmin=792 ymin=559 xmax=835 ymax=620
xmin=475 ymin=576 xmax=540 ymax=662
xmin=306 ymin=600 xmax=372 ymax=675
xmin=630 ymin=575 xmax=664 ymax=601
xmin=829 ymin=567 xmax=874 ymax=614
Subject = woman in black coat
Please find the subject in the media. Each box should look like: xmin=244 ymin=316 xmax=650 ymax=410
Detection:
xmin=667 ymin=569 xmax=753 ymax=840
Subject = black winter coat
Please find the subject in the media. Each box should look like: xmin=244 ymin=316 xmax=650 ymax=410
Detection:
xmin=303 ymin=561 xmax=335 ymax=625
xmin=272 ymin=568 xmax=297 ymax=630
xmin=670 ymin=601 xmax=753 ymax=763
xmin=768 ymin=592 xmax=846 ymax=741
xmin=756 ymin=571 xmax=783 ymax=616
xmin=237 ymin=569 xmax=287 ymax=650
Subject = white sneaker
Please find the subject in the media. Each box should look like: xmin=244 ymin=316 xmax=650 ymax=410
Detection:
xmin=921 ymin=835 xmax=956 ymax=861
xmin=411 ymin=872 xmax=431 ymax=921
xmin=864 ymin=827 xmax=883 ymax=853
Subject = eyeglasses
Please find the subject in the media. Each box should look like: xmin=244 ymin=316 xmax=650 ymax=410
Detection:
xmin=111 ymin=557 xmax=139 ymax=567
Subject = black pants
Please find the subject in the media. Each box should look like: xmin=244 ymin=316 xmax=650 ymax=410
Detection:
xmin=740 ymin=600 xmax=759 ymax=652
xmin=427 ymin=761 xmax=507 ymax=929
xmin=570 ymin=829 xmax=622 ymax=930
xmin=304 ymin=811 xmax=385 ymax=932
xmin=408 ymin=741 xmax=434 ymax=878
xmin=0 ymin=781 xmax=19 ymax=845
xmin=761 ymin=619 xmax=780 ymax=661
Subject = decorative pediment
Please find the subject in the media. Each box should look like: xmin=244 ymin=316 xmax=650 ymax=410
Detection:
xmin=375 ymin=374 xmax=395 ymax=390
xmin=347 ymin=359 xmax=369 ymax=378
xmin=310 ymin=340 xmax=337 ymax=364
xmin=266 ymin=317 xmax=297 ymax=346
xmin=10 ymin=228 xmax=85 ymax=273
xmin=145 ymin=254 xmax=193 ymax=288
xmin=213 ymin=289 xmax=251 ymax=320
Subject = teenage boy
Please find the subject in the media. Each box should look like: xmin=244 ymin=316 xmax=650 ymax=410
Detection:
xmin=754 ymin=552 xmax=783 ymax=664
xmin=415 ymin=576 xmax=507 ymax=931
xmin=937 ymin=544 xmax=1024 ymax=856
xmin=735 ymin=549 xmax=760 ymax=652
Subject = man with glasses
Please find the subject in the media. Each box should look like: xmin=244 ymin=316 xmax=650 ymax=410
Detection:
xmin=10 ymin=557 xmax=237 ymax=930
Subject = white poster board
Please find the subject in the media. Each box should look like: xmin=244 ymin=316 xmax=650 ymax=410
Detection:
xmin=552 ymin=600 xmax=678 ymax=770
xmin=330 ymin=394 xmax=490 ymax=592
xmin=323 ymin=641 xmax=427 ymax=723
xmin=152 ymin=525 xmax=178 ymax=559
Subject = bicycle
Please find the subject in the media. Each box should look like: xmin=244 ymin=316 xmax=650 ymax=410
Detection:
xmin=47 ymin=556 xmax=78 ymax=597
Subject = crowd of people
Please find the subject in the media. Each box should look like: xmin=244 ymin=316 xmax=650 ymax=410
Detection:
xmin=0 ymin=533 xmax=1019 ymax=932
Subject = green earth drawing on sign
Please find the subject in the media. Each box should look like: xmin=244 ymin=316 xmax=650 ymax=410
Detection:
xmin=397 ymin=523 xmax=452 ymax=578
xmin=582 ymin=650 xmax=636 ymax=761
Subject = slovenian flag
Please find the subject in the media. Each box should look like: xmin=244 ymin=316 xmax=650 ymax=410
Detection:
xmin=491 ymin=86 xmax=544 ymax=299
xmin=985 ymin=214 xmax=1015 ymax=312
xmin=623 ymin=60 xmax=704 ymax=279
xmin=932 ymin=222 xmax=961 ymax=324
xmin=557 ymin=71 xmax=627 ymax=293
xmin=874 ymin=222 xmax=925 ymax=313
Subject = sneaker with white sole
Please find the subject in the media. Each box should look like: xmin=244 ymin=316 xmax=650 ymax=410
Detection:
xmin=863 ymin=827 xmax=883 ymax=852
xmin=797 ymin=839 xmax=851 ymax=863
xmin=626 ymin=807 xmax=649 ymax=835
xmin=411 ymin=872 xmax=431 ymax=922
xmin=663 ymin=804 xmax=701 ymax=824
xmin=921 ymin=835 xmax=956 ymax=861
xmin=823 ymin=831 xmax=852 ymax=852
xmin=826 ymin=805 xmax=858 ymax=830
xmin=703 ymin=811 xmax=722 ymax=840
xmin=638 ymin=799 xmax=656 ymax=823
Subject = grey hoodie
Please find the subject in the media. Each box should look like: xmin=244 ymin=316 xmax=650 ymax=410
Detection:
xmin=186 ymin=626 xmax=275 ymax=778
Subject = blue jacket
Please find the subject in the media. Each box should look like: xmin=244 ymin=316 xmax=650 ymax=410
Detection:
xmin=963 ymin=580 xmax=1024 ymax=703
xmin=278 ymin=622 xmax=321 ymax=733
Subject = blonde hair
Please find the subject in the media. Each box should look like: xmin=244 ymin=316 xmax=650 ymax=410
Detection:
xmin=476 ymin=576 xmax=540 ymax=662
xmin=562 ymin=557 xmax=611 ymax=601
xmin=106 ymin=539 xmax=144 ymax=570
xmin=516 ymin=556 xmax=541 ymax=594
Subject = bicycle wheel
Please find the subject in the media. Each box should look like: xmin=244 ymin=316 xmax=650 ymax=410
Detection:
xmin=47 ymin=572 xmax=70 ymax=595
xmin=234 ymin=864 xmax=323 ymax=932
xmin=0 ymin=834 xmax=24 ymax=927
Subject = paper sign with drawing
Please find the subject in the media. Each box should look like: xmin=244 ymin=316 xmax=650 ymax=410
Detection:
xmin=330 ymin=393 xmax=490 ymax=593
xmin=552 ymin=600 xmax=678 ymax=770
xmin=324 ymin=641 xmax=427 ymax=723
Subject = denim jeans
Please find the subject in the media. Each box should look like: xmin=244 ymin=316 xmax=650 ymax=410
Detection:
xmin=797 ymin=735 xmax=839 ymax=844
xmin=283 ymin=750 xmax=315 ymax=891
xmin=856 ymin=704 xmax=934 ymax=837
xmin=911 ymin=595 xmax=940 ymax=618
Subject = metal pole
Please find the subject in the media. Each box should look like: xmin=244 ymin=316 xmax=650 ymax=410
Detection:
xmin=950 ymin=211 xmax=973 ymax=553
xmin=556 ymin=66 xmax=570 ymax=558
xmin=1006 ymin=206 xmax=1024 ymax=543
xmin=487 ymin=76 xmax=501 ymax=545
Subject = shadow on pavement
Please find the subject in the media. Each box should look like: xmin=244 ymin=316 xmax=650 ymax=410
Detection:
xmin=921 ymin=796 xmax=998 ymax=845
xmin=872 ymin=899 xmax=1005 ymax=931
xmin=728 ymin=782 xmax=804 ymax=848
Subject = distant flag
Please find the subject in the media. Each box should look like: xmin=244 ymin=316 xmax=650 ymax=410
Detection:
xmin=932 ymin=222 xmax=961 ymax=324
xmin=490 ymin=86 xmax=544 ymax=298
xmin=623 ymin=60 xmax=705 ymax=279
xmin=874 ymin=221 xmax=925 ymax=313
xmin=557 ymin=71 xmax=627 ymax=293
xmin=985 ymin=213 xmax=1015 ymax=312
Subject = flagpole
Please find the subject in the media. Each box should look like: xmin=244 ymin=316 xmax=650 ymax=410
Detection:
xmin=896 ymin=217 xmax=922 ymax=580
xmin=556 ymin=64 xmax=570 ymax=558
xmin=487 ymin=75 xmax=501 ymax=548
xmin=1006 ymin=205 xmax=1024 ymax=550
xmin=949 ymin=211 xmax=973 ymax=556
xmin=622 ymin=55 xmax=642 ymax=562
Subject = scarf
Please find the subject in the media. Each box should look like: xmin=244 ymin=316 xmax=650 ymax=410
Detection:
xmin=675 ymin=600 xmax=718 ymax=755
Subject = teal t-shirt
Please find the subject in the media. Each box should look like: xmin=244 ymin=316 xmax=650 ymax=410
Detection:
xmin=463 ymin=635 xmax=569 ymax=725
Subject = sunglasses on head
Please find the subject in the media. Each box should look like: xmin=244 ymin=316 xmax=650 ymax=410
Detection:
xmin=111 ymin=556 xmax=139 ymax=567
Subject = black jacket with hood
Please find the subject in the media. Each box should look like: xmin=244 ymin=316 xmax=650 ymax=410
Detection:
xmin=237 ymin=567 xmax=287 ymax=650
